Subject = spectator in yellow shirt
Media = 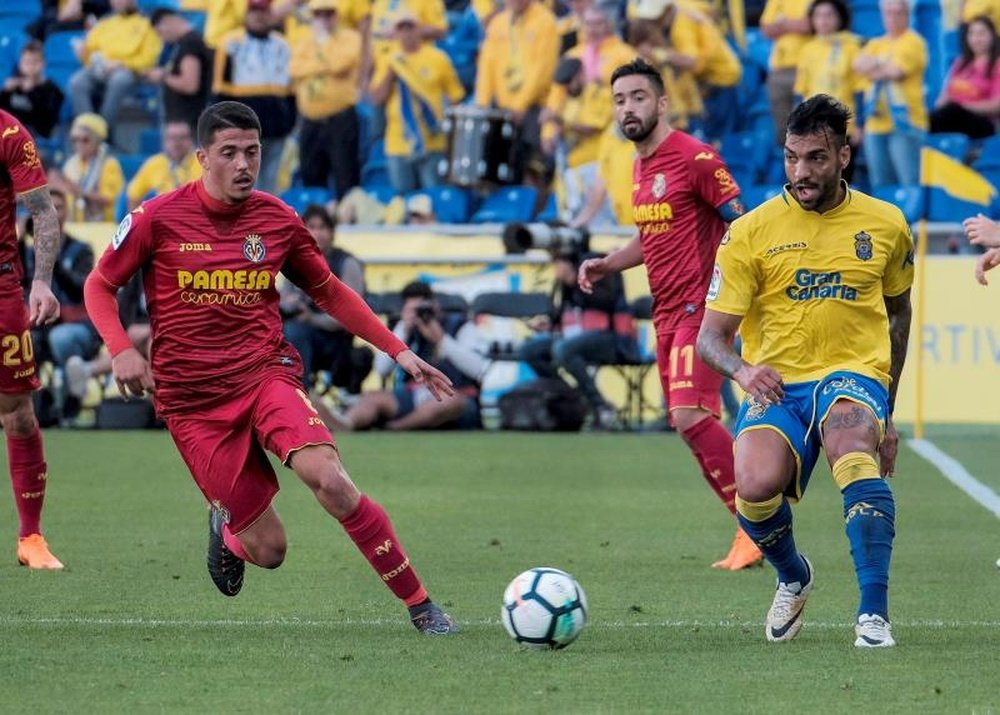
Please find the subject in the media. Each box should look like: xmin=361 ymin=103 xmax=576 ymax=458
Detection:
xmin=543 ymin=57 xmax=616 ymax=222
xmin=289 ymin=0 xmax=363 ymax=196
xmin=68 ymin=0 xmax=163 ymax=149
xmin=126 ymin=121 xmax=203 ymax=209
xmin=627 ymin=18 xmax=704 ymax=130
xmin=760 ymin=0 xmax=812 ymax=141
xmin=48 ymin=113 xmax=125 ymax=223
xmin=476 ymin=0 xmax=560 ymax=183
xmin=854 ymin=0 xmax=927 ymax=187
xmin=631 ymin=0 xmax=743 ymax=141
xmin=793 ymin=0 xmax=862 ymax=178
xmin=569 ymin=122 xmax=633 ymax=227
xmin=370 ymin=10 xmax=465 ymax=193
xmin=185 ymin=0 xmax=248 ymax=50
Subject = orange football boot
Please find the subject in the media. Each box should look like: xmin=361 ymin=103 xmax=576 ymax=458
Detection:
xmin=17 ymin=534 xmax=65 ymax=570
xmin=712 ymin=527 xmax=763 ymax=570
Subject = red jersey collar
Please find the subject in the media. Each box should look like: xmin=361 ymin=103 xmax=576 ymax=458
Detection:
xmin=195 ymin=179 xmax=250 ymax=215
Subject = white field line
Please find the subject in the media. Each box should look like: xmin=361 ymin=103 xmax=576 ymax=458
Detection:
xmin=1 ymin=616 xmax=999 ymax=629
xmin=908 ymin=439 xmax=1000 ymax=519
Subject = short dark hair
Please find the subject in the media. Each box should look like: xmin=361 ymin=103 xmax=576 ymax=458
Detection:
xmin=401 ymin=281 xmax=433 ymax=300
xmin=786 ymin=94 xmax=851 ymax=146
xmin=196 ymin=101 xmax=261 ymax=148
xmin=808 ymin=0 xmax=851 ymax=32
xmin=21 ymin=39 xmax=44 ymax=56
xmin=149 ymin=6 xmax=180 ymax=25
xmin=302 ymin=204 xmax=336 ymax=231
xmin=610 ymin=57 xmax=665 ymax=96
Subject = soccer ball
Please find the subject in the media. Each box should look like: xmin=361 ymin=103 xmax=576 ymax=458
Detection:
xmin=501 ymin=567 xmax=588 ymax=649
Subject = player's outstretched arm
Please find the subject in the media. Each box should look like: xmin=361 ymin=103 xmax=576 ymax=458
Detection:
xmin=975 ymin=247 xmax=1000 ymax=285
xmin=697 ymin=308 xmax=785 ymax=405
xmin=20 ymin=185 xmax=61 ymax=326
xmin=963 ymin=214 xmax=1000 ymax=249
xmin=395 ymin=350 xmax=455 ymax=401
xmin=577 ymin=235 xmax=643 ymax=294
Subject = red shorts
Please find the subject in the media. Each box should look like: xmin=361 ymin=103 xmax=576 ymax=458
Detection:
xmin=165 ymin=372 xmax=336 ymax=533
xmin=0 ymin=291 xmax=40 ymax=394
xmin=655 ymin=319 xmax=723 ymax=420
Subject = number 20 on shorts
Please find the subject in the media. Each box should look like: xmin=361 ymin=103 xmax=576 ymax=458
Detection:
xmin=2 ymin=330 xmax=33 ymax=366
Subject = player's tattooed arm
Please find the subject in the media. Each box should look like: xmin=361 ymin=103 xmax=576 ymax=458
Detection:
xmin=884 ymin=289 xmax=912 ymax=413
xmin=21 ymin=185 xmax=60 ymax=284
xmin=696 ymin=309 xmax=747 ymax=378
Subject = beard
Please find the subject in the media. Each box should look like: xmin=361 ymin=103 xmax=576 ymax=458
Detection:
xmin=620 ymin=114 xmax=658 ymax=143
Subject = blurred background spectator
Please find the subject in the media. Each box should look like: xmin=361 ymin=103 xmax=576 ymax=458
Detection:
xmin=280 ymin=204 xmax=374 ymax=397
xmin=27 ymin=0 xmax=111 ymax=41
xmin=126 ymin=120 xmax=202 ymax=209
xmin=68 ymin=0 xmax=162 ymax=149
xmin=0 ymin=40 xmax=64 ymax=140
xmin=213 ymin=0 xmax=295 ymax=193
xmin=794 ymin=0 xmax=862 ymax=179
xmin=475 ymin=0 xmax=560 ymax=185
xmin=930 ymin=15 xmax=1000 ymax=138
xmin=371 ymin=9 xmax=465 ymax=194
xmin=149 ymin=7 xmax=212 ymax=133
xmin=854 ymin=0 xmax=928 ymax=187
xmin=290 ymin=0 xmax=363 ymax=198
xmin=49 ymin=113 xmax=124 ymax=222
xmin=760 ymin=0 xmax=812 ymax=142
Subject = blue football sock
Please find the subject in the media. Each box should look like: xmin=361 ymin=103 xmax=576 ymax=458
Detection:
xmin=737 ymin=498 xmax=809 ymax=586
xmin=842 ymin=478 xmax=896 ymax=620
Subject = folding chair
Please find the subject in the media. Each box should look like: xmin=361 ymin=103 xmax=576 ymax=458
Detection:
xmin=608 ymin=296 xmax=658 ymax=430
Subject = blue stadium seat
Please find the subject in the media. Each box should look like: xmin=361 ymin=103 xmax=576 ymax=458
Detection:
xmin=470 ymin=186 xmax=538 ymax=223
xmin=740 ymin=184 xmax=782 ymax=210
xmin=925 ymin=188 xmax=983 ymax=222
xmin=0 ymin=32 xmax=26 ymax=77
xmin=416 ymin=185 xmax=475 ymax=223
xmin=720 ymin=131 xmax=765 ymax=179
xmin=43 ymin=30 xmax=85 ymax=91
xmin=368 ymin=184 xmax=397 ymax=204
xmin=181 ymin=10 xmax=206 ymax=34
xmin=872 ymin=185 xmax=925 ymax=223
xmin=534 ymin=191 xmax=558 ymax=222
xmin=0 ymin=4 xmax=36 ymax=23
xmin=851 ymin=0 xmax=884 ymax=39
xmin=280 ymin=186 xmax=334 ymax=214
xmin=926 ymin=133 xmax=970 ymax=162
xmin=138 ymin=0 xmax=179 ymax=11
xmin=118 ymin=154 xmax=146 ymax=181
xmin=973 ymin=135 xmax=1000 ymax=169
xmin=744 ymin=28 xmax=772 ymax=71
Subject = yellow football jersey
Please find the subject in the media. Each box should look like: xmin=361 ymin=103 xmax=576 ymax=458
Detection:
xmin=707 ymin=184 xmax=914 ymax=387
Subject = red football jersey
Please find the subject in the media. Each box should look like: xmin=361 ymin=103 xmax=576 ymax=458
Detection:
xmin=94 ymin=182 xmax=333 ymax=415
xmin=632 ymin=130 xmax=741 ymax=333
xmin=0 ymin=110 xmax=47 ymax=286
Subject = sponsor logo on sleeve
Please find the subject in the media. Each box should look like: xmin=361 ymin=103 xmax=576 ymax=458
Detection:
xmin=21 ymin=140 xmax=40 ymax=169
xmin=707 ymin=264 xmax=723 ymax=301
xmin=715 ymin=168 xmax=736 ymax=193
xmin=112 ymin=214 xmax=132 ymax=250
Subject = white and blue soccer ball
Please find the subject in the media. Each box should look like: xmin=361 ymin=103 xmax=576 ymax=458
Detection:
xmin=501 ymin=567 xmax=588 ymax=649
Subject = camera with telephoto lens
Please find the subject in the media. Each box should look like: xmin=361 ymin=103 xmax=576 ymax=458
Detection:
xmin=502 ymin=222 xmax=590 ymax=255
xmin=415 ymin=300 xmax=437 ymax=323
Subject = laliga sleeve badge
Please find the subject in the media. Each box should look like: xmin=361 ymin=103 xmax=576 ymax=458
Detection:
xmin=112 ymin=213 xmax=133 ymax=250
xmin=707 ymin=264 xmax=723 ymax=301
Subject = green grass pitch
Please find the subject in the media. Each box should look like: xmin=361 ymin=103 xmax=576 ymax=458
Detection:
xmin=1 ymin=429 xmax=997 ymax=714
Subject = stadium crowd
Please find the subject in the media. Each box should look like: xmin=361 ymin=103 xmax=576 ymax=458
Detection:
xmin=2 ymin=0 xmax=998 ymax=428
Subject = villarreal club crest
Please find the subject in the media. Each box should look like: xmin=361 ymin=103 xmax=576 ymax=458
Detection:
xmin=243 ymin=234 xmax=266 ymax=263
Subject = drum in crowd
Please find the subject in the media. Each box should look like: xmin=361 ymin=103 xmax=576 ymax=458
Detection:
xmin=442 ymin=106 xmax=518 ymax=188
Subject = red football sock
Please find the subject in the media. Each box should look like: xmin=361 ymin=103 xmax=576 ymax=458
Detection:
xmin=340 ymin=494 xmax=428 ymax=607
xmin=680 ymin=417 xmax=738 ymax=515
xmin=222 ymin=523 xmax=253 ymax=563
xmin=7 ymin=427 xmax=48 ymax=537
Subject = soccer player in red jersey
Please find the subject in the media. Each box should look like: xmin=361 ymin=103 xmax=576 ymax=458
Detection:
xmin=578 ymin=59 xmax=762 ymax=570
xmin=0 ymin=109 xmax=65 ymax=569
xmin=83 ymin=102 xmax=456 ymax=634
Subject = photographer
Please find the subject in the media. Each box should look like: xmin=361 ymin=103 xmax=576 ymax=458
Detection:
xmin=520 ymin=246 xmax=639 ymax=428
xmin=328 ymin=281 xmax=487 ymax=431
